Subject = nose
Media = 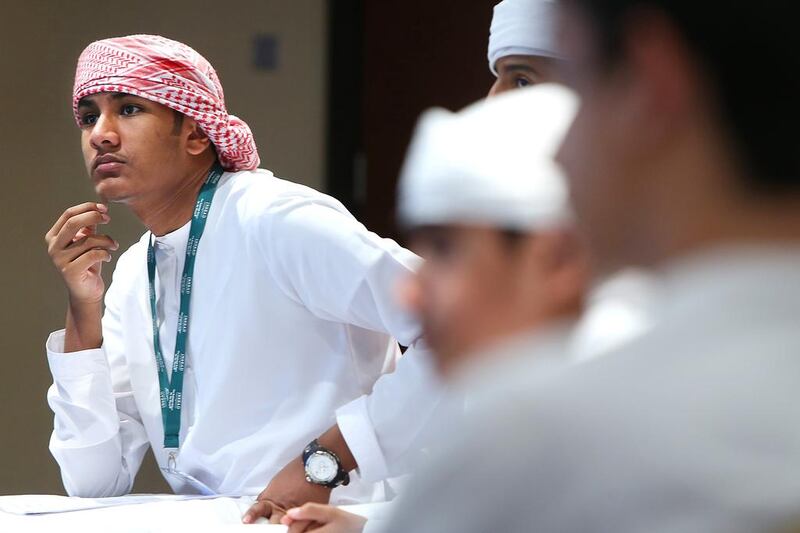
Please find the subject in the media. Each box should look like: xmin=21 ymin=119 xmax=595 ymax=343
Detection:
xmin=554 ymin=112 xmax=577 ymax=171
xmin=486 ymin=80 xmax=500 ymax=98
xmin=89 ymin=112 xmax=121 ymax=151
xmin=395 ymin=272 xmax=426 ymax=317
xmin=487 ymin=79 xmax=506 ymax=98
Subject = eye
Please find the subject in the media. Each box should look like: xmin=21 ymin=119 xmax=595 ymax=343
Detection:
xmin=515 ymin=77 xmax=533 ymax=89
xmin=426 ymin=234 xmax=457 ymax=260
xmin=121 ymin=104 xmax=142 ymax=116
xmin=79 ymin=113 xmax=98 ymax=127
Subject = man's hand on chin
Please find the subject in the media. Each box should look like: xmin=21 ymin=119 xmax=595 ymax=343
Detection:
xmin=242 ymin=457 xmax=332 ymax=525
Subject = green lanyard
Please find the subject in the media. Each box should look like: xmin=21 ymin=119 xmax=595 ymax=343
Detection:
xmin=147 ymin=163 xmax=223 ymax=449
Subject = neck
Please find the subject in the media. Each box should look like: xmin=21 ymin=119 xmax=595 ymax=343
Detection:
xmin=602 ymin=126 xmax=800 ymax=274
xmin=133 ymin=161 xmax=216 ymax=236
xmin=657 ymin=197 xmax=800 ymax=266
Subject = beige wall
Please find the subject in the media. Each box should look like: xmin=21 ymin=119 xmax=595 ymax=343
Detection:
xmin=0 ymin=0 xmax=327 ymax=494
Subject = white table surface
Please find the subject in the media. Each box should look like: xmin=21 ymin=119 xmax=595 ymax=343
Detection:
xmin=0 ymin=495 xmax=282 ymax=532
xmin=0 ymin=495 xmax=389 ymax=533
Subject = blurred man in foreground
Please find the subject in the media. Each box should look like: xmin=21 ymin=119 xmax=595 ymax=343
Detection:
xmin=383 ymin=0 xmax=800 ymax=531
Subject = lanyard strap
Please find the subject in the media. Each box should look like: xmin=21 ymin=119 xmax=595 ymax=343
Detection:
xmin=147 ymin=163 xmax=224 ymax=449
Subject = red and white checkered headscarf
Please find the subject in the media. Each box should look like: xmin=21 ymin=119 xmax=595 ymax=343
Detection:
xmin=73 ymin=34 xmax=260 ymax=172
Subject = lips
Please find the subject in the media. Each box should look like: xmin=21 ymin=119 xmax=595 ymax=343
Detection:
xmin=93 ymin=154 xmax=124 ymax=168
xmin=93 ymin=155 xmax=126 ymax=177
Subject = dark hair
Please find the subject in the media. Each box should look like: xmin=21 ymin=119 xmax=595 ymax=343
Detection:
xmin=568 ymin=0 xmax=800 ymax=192
xmin=171 ymin=110 xmax=184 ymax=135
xmin=500 ymin=228 xmax=527 ymax=249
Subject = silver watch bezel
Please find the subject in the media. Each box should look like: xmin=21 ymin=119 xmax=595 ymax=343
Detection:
xmin=304 ymin=449 xmax=339 ymax=484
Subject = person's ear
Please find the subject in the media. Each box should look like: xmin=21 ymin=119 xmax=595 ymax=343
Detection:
xmin=529 ymin=228 xmax=590 ymax=311
xmin=185 ymin=120 xmax=212 ymax=156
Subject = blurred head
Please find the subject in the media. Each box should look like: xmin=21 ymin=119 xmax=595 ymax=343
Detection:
xmin=555 ymin=0 xmax=800 ymax=274
xmin=397 ymin=86 xmax=587 ymax=377
xmin=404 ymin=224 xmax=587 ymax=378
xmin=72 ymin=34 xmax=260 ymax=204
xmin=488 ymin=0 xmax=562 ymax=96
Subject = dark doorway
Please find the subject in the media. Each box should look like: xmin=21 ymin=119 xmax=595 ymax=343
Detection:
xmin=328 ymin=0 xmax=496 ymax=240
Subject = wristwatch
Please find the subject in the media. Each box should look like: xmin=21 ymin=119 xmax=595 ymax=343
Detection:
xmin=302 ymin=439 xmax=350 ymax=489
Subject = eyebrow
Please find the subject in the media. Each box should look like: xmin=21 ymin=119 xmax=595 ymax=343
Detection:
xmin=77 ymin=92 xmax=132 ymax=109
xmin=501 ymin=64 xmax=537 ymax=74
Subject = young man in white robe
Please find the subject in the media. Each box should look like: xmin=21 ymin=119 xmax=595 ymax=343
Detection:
xmin=44 ymin=34 xmax=441 ymax=518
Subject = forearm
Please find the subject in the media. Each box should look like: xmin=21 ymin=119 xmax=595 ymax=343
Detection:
xmin=64 ymin=299 xmax=103 ymax=352
xmin=318 ymin=424 xmax=358 ymax=473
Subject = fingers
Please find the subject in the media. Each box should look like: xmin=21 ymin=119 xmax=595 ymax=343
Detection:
xmin=74 ymin=226 xmax=96 ymax=242
xmin=44 ymin=204 xmax=114 ymax=305
xmin=286 ymin=519 xmax=316 ymax=533
xmin=62 ymin=234 xmax=119 ymax=263
xmin=284 ymin=503 xmax=336 ymax=524
xmin=242 ymin=500 xmax=274 ymax=524
xmin=46 ymin=203 xmax=107 ymax=241
xmin=281 ymin=506 xmax=324 ymax=533
xmin=269 ymin=505 xmax=287 ymax=525
xmin=62 ymin=249 xmax=112 ymax=276
xmin=241 ymin=499 xmax=289 ymax=525
xmin=53 ymin=235 xmax=119 ymax=266
xmin=282 ymin=505 xmax=367 ymax=533
xmin=50 ymin=210 xmax=111 ymax=251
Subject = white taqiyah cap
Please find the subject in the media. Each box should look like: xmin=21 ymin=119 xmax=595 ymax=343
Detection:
xmin=398 ymin=84 xmax=578 ymax=233
xmin=488 ymin=0 xmax=560 ymax=76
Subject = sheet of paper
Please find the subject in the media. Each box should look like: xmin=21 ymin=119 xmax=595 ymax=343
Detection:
xmin=0 ymin=493 xmax=222 ymax=515
xmin=0 ymin=495 xmax=287 ymax=532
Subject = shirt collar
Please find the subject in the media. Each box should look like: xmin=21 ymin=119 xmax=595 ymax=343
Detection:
xmin=153 ymin=220 xmax=192 ymax=251
xmin=656 ymin=243 xmax=800 ymax=318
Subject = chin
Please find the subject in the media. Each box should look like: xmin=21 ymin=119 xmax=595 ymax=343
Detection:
xmin=94 ymin=179 xmax=134 ymax=203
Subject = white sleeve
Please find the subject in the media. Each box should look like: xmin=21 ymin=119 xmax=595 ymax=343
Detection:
xmin=363 ymin=516 xmax=392 ymax=533
xmin=260 ymin=196 xmax=444 ymax=482
xmin=338 ymin=501 xmax=396 ymax=533
xmin=46 ymin=275 xmax=150 ymax=497
xmin=336 ymin=343 xmax=441 ymax=482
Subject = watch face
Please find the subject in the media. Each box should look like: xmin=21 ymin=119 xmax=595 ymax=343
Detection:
xmin=306 ymin=452 xmax=338 ymax=483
